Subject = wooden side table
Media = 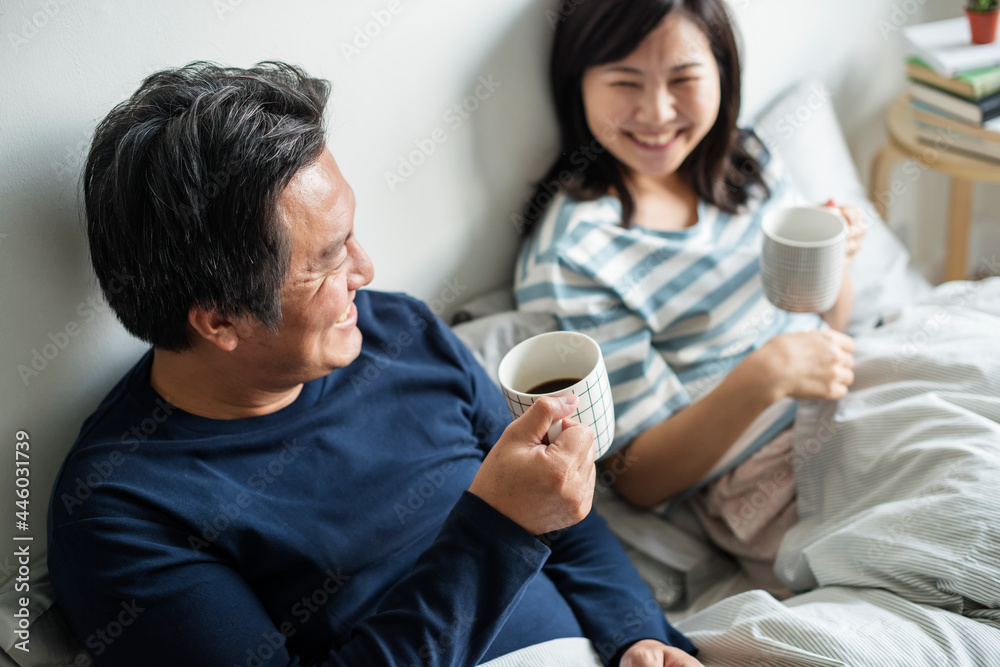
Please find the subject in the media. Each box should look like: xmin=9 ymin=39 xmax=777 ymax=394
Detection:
xmin=869 ymin=94 xmax=1000 ymax=282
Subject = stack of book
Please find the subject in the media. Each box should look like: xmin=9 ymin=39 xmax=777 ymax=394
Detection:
xmin=903 ymin=17 xmax=1000 ymax=164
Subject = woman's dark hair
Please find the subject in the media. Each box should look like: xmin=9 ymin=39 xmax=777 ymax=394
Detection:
xmin=519 ymin=0 xmax=769 ymax=235
xmin=84 ymin=61 xmax=330 ymax=350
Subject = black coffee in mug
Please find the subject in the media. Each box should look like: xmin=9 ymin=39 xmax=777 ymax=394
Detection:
xmin=526 ymin=377 xmax=582 ymax=394
xmin=497 ymin=331 xmax=615 ymax=458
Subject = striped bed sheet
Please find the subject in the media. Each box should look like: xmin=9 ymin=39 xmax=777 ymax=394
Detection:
xmin=775 ymin=278 xmax=1000 ymax=622
xmin=478 ymin=583 xmax=1000 ymax=666
xmin=483 ymin=577 xmax=1000 ymax=667
xmin=676 ymin=586 xmax=1000 ymax=666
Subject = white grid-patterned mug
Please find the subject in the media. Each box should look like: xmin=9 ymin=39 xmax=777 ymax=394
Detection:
xmin=497 ymin=331 xmax=615 ymax=460
xmin=761 ymin=206 xmax=847 ymax=313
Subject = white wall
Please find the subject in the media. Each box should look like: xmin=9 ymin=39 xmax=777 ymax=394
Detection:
xmin=0 ymin=0 xmax=996 ymax=556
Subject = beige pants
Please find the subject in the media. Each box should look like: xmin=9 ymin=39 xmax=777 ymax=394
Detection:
xmin=689 ymin=428 xmax=798 ymax=599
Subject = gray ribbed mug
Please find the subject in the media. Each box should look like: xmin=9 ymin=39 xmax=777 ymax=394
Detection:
xmin=760 ymin=206 xmax=847 ymax=313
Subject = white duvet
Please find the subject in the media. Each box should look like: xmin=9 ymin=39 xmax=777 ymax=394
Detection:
xmin=481 ymin=280 xmax=1000 ymax=666
xmin=677 ymin=278 xmax=1000 ymax=665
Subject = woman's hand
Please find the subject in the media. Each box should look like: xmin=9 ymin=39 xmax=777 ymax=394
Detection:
xmin=824 ymin=199 xmax=866 ymax=265
xmin=818 ymin=200 xmax=864 ymax=332
xmin=620 ymin=640 xmax=705 ymax=667
xmin=749 ymin=329 xmax=855 ymax=402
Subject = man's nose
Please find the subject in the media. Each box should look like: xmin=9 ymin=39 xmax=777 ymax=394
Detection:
xmin=347 ymin=238 xmax=374 ymax=290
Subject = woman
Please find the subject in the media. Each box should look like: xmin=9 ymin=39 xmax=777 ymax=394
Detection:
xmin=515 ymin=0 xmax=866 ymax=596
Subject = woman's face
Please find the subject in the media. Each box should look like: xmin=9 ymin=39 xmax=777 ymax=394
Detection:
xmin=581 ymin=11 xmax=722 ymax=186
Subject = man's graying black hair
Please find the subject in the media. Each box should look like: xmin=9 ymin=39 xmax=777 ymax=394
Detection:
xmin=84 ymin=61 xmax=330 ymax=351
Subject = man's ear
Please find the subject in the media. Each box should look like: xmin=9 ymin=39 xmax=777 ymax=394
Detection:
xmin=187 ymin=307 xmax=258 ymax=352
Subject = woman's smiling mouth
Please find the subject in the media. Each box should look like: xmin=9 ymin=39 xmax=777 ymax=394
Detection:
xmin=625 ymin=129 xmax=685 ymax=149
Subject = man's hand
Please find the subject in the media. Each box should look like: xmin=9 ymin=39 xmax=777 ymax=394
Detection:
xmin=468 ymin=395 xmax=596 ymax=535
xmin=620 ymin=640 xmax=705 ymax=667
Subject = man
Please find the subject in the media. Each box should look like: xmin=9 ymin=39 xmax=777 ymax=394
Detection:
xmin=47 ymin=61 xmax=701 ymax=666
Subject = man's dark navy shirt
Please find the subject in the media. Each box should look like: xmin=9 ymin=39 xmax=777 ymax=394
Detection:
xmin=47 ymin=290 xmax=695 ymax=666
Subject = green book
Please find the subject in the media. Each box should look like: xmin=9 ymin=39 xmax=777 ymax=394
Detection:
xmin=907 ymin=56 xmax=1000 ymax=101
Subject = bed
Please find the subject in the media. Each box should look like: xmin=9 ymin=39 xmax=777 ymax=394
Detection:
xmin=457 ymin=79 xmax=1000 ymax=666
xmin=2 ymin=77 xmax=997 ymax=666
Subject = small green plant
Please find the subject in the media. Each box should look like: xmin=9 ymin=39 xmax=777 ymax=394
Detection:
xmin=969 ymin=0 xmax=999 ymax=12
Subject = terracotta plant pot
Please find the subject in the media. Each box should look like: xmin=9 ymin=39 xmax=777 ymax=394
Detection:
xmin=967 ymin=8 xmax=1000 ymax=44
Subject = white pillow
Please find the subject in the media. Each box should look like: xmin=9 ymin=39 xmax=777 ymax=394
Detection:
xmin=452 ymin=307 xmax=557 ymax=386
xmin=753 ymin=78 xmax=932 ymax=332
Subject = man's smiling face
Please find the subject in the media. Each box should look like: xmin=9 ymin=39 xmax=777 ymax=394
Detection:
xmin=239 ymin=146 xmax=375 ymax=384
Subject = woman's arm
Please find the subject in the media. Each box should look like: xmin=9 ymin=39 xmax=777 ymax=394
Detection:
xmin=604 ymin=349 xmax=779 ymax=507
xmin=605 ymin=329 xmax=856 ymax=508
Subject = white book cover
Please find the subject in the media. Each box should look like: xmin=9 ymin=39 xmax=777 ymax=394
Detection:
xmin=904 ymin=17 xmax=1000 ymax=77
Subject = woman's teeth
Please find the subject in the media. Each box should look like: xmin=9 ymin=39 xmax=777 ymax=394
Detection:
xmin=630 ymin=131 xmax=680 ymax=146
xmin=336 ymin=303 xmax=351 ymax=323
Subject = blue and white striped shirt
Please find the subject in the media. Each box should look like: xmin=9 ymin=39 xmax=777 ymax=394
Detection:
xmin=514 ymin=144 xmax=823 ymax=481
